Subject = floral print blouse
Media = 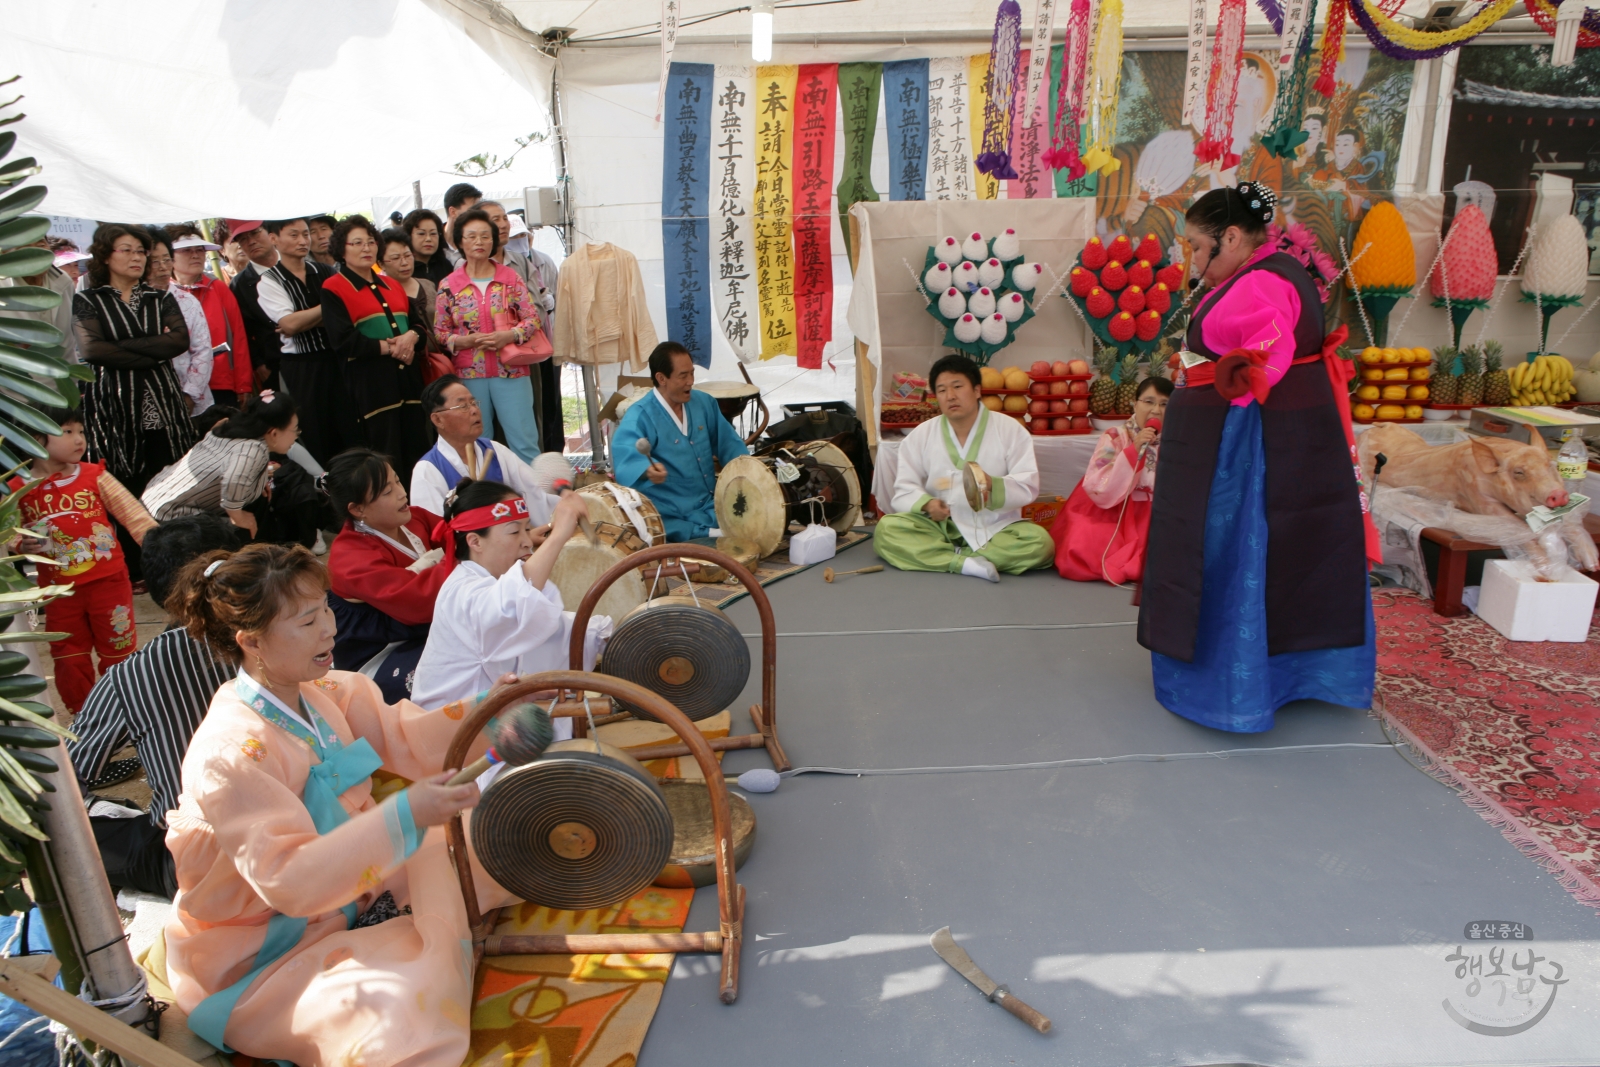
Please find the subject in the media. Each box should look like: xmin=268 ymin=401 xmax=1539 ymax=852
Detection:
xmin=433 ymin=262 xmax=542 ymax=380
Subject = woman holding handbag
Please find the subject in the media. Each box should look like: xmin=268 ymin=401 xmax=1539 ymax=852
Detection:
xmin=320 ymin=215 xmax=433 ymax=471
xmin=379 ymin=228 xmax=452 ymax=385
xmin=433 ymin=208 xmax=546 ymax=461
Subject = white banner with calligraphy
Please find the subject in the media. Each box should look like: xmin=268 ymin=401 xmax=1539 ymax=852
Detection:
xmin=654 ymin=0 xmax=679 ymax=124
xmin=1021 ymin=0 xmax=1056 ymax=129
xmin=1181 ymin=0 xmax=1208 ymax=130
xmin=925 ymin=55 xmax=976 ymax=200
xmin=1276 ymin=0 xmax=1312 ymax=75
xmin=711 ymin=64 xmax=758 ymax=360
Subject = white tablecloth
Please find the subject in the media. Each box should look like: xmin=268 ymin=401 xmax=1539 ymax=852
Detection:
xmin=872 ymin=433 xmax=1101 ymax=511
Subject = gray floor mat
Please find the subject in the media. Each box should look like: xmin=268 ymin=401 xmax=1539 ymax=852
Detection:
xmin=636 ymin=536 xmax=1600 ymax=1067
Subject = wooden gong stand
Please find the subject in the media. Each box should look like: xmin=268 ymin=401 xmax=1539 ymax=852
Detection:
xmin=566 ymin=543 xmax=789 ymax=772
xmin=445 ymin=670 xmax=747 ymax=1003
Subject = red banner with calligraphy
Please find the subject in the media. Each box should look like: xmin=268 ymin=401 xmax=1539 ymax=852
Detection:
xmin=792 ymin=63 xmax=838 ymax=369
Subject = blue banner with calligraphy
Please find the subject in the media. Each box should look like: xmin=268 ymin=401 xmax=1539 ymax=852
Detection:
xmin=883 ymin=59 xmax=929 ymax=201
xmin=662 ymin=62 xmax=714 ymax=366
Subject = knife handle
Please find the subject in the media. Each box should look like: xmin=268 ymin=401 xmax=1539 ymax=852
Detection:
xmin=992 ymin=986 xmax=1051 ymax=1033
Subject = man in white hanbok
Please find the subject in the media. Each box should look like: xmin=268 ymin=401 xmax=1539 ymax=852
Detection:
xmin=874 ymin=354 xmax=1055 ymax=581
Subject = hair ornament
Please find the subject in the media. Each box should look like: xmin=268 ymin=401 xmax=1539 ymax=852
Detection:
xmin=1234 ymin=182 xmax=1278 ymax=224
xmin=204 ymin=559 xmax=224 ymax=578
xmin=258 ymin=389 xmax=276 ymax=404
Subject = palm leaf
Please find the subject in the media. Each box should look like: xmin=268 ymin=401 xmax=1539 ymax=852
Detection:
xmin=0 ymin=214 xmax=47 ymax=249
xmin=0 ymin=583 xmax=73 ymax=603
xmin=0 ymin=394 xmax=61 ymax=436
xmin=0 ymin=158 xmax=39 ymax=185
xmin=0 ymin=185 xmax=46 ymax=224
xmin=0 ymin=696 xmax=73 ymax=740
xmin=0 ymin=368 xmax=66 ymax=406
xmin=0 ymin=132 xmax=14 ymax=160
xmin=0 ymin=245 xmax=52 ymax=277
xmin=0 ymin=631 xmax=67 ymax=642
xmin=0 ymin=786 xmax=46 ymax=841
xmin=0 ymin=284 xmax=60 ymax=312
xmin=0 ymin=342 xmax=73 ymax=377
xmin=0 ymin=317 xmax=61 ymax=347
xmin=0 ymin=746 xmax=43 ymax=798
xmin=0 ymin=422 xmax=47 ymax=459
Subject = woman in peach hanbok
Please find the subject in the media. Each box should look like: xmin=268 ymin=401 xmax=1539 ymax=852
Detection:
xmin=1050 ymin=377 xmax=1171 ymax=584
xmin=162 ymin=542 xmax=516 ymax=1067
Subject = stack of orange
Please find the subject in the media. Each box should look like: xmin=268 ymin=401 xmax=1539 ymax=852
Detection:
xmin=1352 ymin=346 xmax=1431 ymax=422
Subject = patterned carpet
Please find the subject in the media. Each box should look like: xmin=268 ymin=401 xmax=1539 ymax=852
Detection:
xmin=1372 ymin=587 xmax=1600 ymax=911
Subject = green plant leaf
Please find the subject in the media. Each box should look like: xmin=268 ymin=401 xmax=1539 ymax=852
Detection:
xmin=0 ymin=745 xmax=43 ymax=798
xmin=66 ymin=362 xmax=94 ymax=382
xmin=0 ymin=422 xmax=48 ymax=459
xmin=0 ymin=133 xmax=14 ymax=161
xmin=0 ymin=284 xmax=60 ymax=312
xmin=0 ymin=317 xmax=62 ymax=347
xmin=0 ymin=246 xmax=52 ymax=278
xmin=0 ymin=631 xmax=67 ymax=642
xmin=0 ymin=214 xmax=47 ymax=249
xmin=0 ymin=342 xmax=72 ymax=377
xmin=0 ymin=583 xmax=73 ymax=603
xmin=0 ymin=833 xmax=21 ymax=866
xmin=0 ymin=158 xmax=39 ymax=185
xmin=0 ymin=394 xmax=61 ymax=436
xmin=0 ymin=554 xmax=57 ymax=566
xmin=0 ymin=185 xmax=46 ymax=225
xmin=53 ymin=375 xmax=77 ymax=407
xmin=0 ymin=696 xmax=72 ymax=740
xmin=0 ymin=787 xmax=46 ymax=841
xmin=0 ymin=368 xmax=66 ymax=406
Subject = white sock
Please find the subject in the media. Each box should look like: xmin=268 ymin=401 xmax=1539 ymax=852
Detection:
xmin=961 ymin=555 xmax=1000 ymax=582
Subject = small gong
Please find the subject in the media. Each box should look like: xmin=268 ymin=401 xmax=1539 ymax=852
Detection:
xmin=597 ymin=600 xmax=750 ymax=722
xmin=471 ymin=739 xmax=674 ymax=911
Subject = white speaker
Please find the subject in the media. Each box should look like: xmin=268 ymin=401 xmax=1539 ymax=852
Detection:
xmin=523 ymin=186 xmax=562 ymax=227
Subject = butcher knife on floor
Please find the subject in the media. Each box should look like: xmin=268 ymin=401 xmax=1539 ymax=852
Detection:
xmin=930 ymin=927 xmax=1052 ymax=1033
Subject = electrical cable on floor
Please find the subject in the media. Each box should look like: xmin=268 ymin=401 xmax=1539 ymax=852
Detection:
xmin=775 ymin=741 xmax=1404 ymax=781
xmin=743 ymin=620 xmax=1139 ymax=638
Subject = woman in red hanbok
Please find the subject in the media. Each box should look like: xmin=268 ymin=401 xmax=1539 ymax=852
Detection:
xmin=1051 ymin=377 xmax=1171 ymax=584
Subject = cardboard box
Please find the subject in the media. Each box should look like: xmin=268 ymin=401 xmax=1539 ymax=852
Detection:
xmin=1473 ymin=559 xmax=1598 ymax=642
xmin=1022 ymin=495 xmax=1066 ymax=529
xmin=1468 ymin=406 xmax=1600 ymax=449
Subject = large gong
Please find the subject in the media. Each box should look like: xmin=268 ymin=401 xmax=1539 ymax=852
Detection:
xmin=472 ymin=739 xmax=674 ymax=910
xmin=597 ymin=600 xmax=749 ymax=722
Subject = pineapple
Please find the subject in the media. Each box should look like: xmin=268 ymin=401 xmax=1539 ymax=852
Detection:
xmin=1116 ymin=354 xmax=1141 ymax=413
xmin=1458 ymin=343 xmax=1484 ymax=405
xmin=1090 ymin=346 xmax=1119 ymax=415
xmin=1430 ymin=346 xmax=1460 ymax=405
xmin=1481 ymin=339 xmax=1511 ymax=406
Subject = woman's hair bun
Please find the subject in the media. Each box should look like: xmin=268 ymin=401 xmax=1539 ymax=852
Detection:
xmin=1233 ymin=181 xmax=1278 ymax=226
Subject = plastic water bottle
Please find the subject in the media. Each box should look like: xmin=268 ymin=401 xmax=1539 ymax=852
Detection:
xmin=1557 ymin=432 xmax=1588 ymax=496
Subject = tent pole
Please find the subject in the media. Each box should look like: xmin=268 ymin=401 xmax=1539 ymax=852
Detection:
xmin=550 ymin=55 xmax=608 ymax=470
xmin=412 ymin=180 xmax=423 ymax=210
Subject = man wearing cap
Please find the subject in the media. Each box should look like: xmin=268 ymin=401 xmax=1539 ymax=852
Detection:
xmin=308 ymin=214 xmax=339 ymax=268
xmin=226 ymin=218 xmax=281 ymax=391
xmin=168 ymin=224 xmax=254 ymax=407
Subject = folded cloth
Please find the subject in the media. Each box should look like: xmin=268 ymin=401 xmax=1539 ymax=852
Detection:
xmin=1214 ymin=348 xmax=1272 ymax=404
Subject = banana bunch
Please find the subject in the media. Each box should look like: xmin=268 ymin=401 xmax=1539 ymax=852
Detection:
xmin=1508 ymin=354 xmax=1577 ymax=406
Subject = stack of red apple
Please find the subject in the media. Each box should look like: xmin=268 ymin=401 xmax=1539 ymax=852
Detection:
xmin=1068 ymin=233 xmax=1186 ymax=350
xmin=1026 ymin=359 xmax=1094 ymax=434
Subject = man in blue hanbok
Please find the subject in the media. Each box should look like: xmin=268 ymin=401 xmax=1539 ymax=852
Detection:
xmin=612 ymin=342 xmax=749 ymax=541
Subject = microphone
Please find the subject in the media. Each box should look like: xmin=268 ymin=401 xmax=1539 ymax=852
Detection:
xmin=1138 ymin=417 xmax=1162 ymax=461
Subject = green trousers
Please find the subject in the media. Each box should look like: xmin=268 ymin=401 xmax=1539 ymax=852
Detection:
xmin=872 ymin=512 xmax=1055 ymax=575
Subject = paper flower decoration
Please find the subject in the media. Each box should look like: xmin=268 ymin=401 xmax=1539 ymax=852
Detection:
xmin=920 ymin=230 xmax=1038 ymax=362
xmin=1349 ymin=201 xmax=1416 ymax=345
xmin=1429 ymin=205 xmax=1498 ymax=346
xmin=1521 ymin=213 xmax=1590 ymax=353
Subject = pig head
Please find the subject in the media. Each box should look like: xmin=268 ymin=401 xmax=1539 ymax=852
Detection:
xmin=1359 ymin=423 xmax=1596 ymax=570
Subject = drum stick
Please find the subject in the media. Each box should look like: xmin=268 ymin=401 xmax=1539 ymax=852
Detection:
xmin=822 ymin=565 xmax=884 ymax=583
xmin=635 ymin=437 xmax=665 ymax=478
xmin=549 ymin=478 xmax=600 ymax=546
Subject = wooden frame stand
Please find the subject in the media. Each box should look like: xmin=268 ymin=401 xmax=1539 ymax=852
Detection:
xmin=566 ymin=543 xmax=790 ymax=772
xmin=446 ymin=670 xmax=747 ymax=1003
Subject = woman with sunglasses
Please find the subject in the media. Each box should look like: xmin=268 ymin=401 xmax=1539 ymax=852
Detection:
xmin=1138 ymin=182 xmax=1378 ymax=734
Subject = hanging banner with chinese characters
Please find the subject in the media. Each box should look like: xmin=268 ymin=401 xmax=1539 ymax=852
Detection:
xmin=1022 ymin=0 xmax=1056 ymax=129
xmin=754 ymin=65 xmax=798 ymax=360
xmin=1182 ymin=0 xmax=1208 ymax=129
xmin=1048 ymin=42 xmax=1098 ymax=198
xmin=712 ymin=64 xmax=756 ymax=361
xmin=792 ymin=64 xmax=837 ymax=370
xmin=926 ymin=56 xmax=976 ymax=200
xmin=661 ymin=62 xmax=712 ymax=366
xmin=1006 ymin=49 xmax=1051 ymax=198
xmin=883 ymin=59 xmax=929 ymax=201
xmin=968 ymin=53 xmax=1000 ymax=199
xmin=836 ymin=62 xmax=881 ymax=259
xmin=654 ymin=0 xmax=680 ymax=124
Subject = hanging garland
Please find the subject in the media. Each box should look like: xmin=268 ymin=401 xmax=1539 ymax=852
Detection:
xmin=1524 ymin=0 xmax=1600 ymax=49
xmin=976 ymin=0 xmax=1025 ymax=179
xmin=1078 ymin=0 xmax=1126 ymax=175
xmin=1312 ymin=0 xmax=1349 ymax=96
xmin=1195 ymin=0 xmax=1248 ymax=168
xmin=1042 ymin=0 xmax=1092 ymax=176
xmin=1346 ymin=0 xmax=1519 ymax=61
xmin=1260 ymin=0 xmax=1320 ymax=158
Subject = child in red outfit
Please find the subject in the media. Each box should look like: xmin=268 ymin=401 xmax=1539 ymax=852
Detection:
xmin=9 ymin=409 xmax=156 ymax=711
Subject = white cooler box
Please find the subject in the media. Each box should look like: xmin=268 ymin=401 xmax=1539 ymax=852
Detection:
xmin=1473 ymin=559 xmax=1598 ymax=642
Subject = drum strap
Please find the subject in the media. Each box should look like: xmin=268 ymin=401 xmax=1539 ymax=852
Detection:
xmin=604 ymin=483 xmax=656 ymax=546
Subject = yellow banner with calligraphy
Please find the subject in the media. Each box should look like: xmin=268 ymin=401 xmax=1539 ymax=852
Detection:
xmin=754 ymin=64 xmax=799 ymax=360
xmin=968 ymin=53 xmax=998 ymax=200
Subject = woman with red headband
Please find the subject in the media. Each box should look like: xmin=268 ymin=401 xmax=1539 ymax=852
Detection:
xmin=411 ymin=479 xmax=609 ymax=730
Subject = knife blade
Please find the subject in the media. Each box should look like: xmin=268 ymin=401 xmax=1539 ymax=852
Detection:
xmin=930 ymin=927 xmax=1052 ymax=1034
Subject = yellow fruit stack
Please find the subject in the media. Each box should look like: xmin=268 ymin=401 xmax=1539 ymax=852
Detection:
xmin=1352 ymin=347 xmax=1429 ymax=421
xmin=1507 ymin=354 xmax=1576 ymax=406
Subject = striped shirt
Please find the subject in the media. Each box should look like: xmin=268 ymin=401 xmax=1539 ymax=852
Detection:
xmin=141 ymin=430 xmax=271 ymax=519
xmin=66 ymin=626 xmax=235 ymax=828
xmin=257 ymin=261 xmax=332 ymax=357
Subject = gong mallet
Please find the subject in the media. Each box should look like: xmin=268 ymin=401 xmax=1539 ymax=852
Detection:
xmin=446 ymin=701 xmax=556 ymax=786
xmin=636 ymin=436 xmax=669 ymax=482
xmin=822 ymin=564 xmax=884 ymax=583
